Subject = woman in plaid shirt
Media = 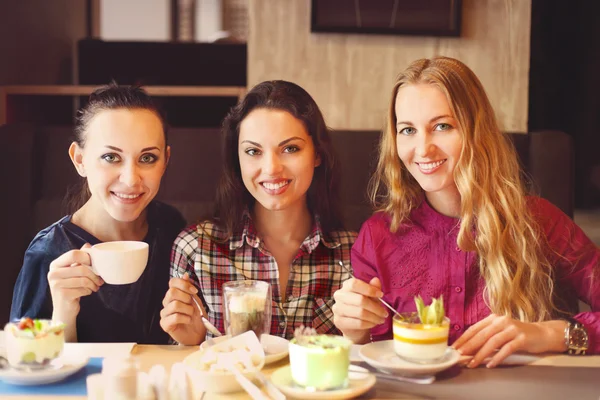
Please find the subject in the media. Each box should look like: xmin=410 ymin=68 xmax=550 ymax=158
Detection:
xmin=160 ymin=80 xmax=357 ymax=345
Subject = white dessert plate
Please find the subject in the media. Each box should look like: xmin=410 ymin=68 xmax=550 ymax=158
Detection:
xmin=360 ymin=341 xmax=460 ymax=376
xmin=270 ymin=365 xmax=376 ymax=400
xmin=349 ymin=344 xmax=363 ymax=363
xmin=0 ymin=354 xmax=89 ymax=386
xmin=201 ymin=334 xmax=289 ymax=364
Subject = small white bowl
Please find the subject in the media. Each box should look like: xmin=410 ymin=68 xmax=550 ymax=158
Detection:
xmin=183 ymin=331 xmax=266 ymax=394
xmin=201 ymin=333 xmax=289 ymax=364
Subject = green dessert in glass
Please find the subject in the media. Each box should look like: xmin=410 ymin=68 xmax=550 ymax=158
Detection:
xmin=289 ymin=334 xmax=352 ymax=391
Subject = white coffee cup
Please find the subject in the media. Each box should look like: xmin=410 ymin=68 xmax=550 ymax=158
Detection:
xmin=83 ymin=241 xmax=149 ymax=285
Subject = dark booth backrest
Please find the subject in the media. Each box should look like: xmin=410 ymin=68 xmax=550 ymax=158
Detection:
xmin=0 ymin=124 xmax=573 ymax=324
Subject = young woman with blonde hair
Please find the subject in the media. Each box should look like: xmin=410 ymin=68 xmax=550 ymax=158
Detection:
xmin=332 ymin=56 xmax=599 ymax=366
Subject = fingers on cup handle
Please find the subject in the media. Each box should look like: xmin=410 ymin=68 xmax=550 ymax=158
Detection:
xmin=50 ymin=249 xmax=90 ymax=270
xmin=78 ymin=245 xmax=97 ymax=273
xmin=78 ymin=245 xmax=105 ymax=285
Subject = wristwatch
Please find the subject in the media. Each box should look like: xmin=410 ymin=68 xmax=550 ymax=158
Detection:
xmin=564 ymin=318 xmax=588 ymax=355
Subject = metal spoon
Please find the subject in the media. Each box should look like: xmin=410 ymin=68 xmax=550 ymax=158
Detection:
xmin=338 ymin=261 xmax=403 ymax=319
xmin=191 ymin=295 xmax=222 ymax=337
xmin=349 ymin=364 xmax=435 ymax=385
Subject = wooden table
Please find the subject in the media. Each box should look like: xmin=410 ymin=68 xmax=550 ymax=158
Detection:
xmin=4 ymin=343 xmax=599 ymax=400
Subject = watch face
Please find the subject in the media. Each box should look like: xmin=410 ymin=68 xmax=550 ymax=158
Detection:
xmin=570 ymin=326 xmax=589 ymax=351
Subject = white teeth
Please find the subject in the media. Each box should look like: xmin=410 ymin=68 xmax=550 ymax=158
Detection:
xmin=418 ymin=160 xmax=445 ymax=171
xmin=114 ymin=193 xmax=141 ymax=199
xmin=262 ymin=181 xmax=289 ymax=190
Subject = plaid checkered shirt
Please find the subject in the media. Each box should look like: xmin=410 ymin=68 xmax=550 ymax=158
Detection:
xmin=170 ymin=214 xmax=356 ymax=340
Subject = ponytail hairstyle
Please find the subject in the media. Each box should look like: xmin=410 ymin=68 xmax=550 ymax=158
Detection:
xmin=64 ymin=83 xmax=167 ymax=213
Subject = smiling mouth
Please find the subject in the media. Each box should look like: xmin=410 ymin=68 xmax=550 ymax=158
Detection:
xmin=111 ymin=192 xmax=143 ymax=200
xmin=260 ymin=180 xmax=291 ymax=190
xmin=416 ymin=159 xmax=446 ymax=171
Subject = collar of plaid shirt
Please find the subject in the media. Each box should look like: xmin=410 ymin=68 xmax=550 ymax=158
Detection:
xmin=229 ymin=211 xmax=342 ymax=253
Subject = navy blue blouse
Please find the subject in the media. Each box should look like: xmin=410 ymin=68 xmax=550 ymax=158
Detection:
xmin=10 ymin=201 xmax=186 ymax=344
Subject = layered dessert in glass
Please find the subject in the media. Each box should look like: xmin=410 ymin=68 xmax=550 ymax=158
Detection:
xmin=393 ymin=296 xmax=450 ymax=363
xmin=223 ymin=280 xmax=272 ymax=338
xmin=4 ymin=318 xmax=65 ymax=369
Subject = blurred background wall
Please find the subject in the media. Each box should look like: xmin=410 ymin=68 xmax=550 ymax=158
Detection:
xmin=248 ymin=0 xmax=531 ymax=132
xmin=0 ymin=0 xmax=86 ymax=85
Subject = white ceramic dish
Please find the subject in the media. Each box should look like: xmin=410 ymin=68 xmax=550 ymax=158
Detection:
xmin=349 ymin=344 xmax=363 ymax=363
xmin=201 ymin=333 xmax=289 ymax=364
xmin=184 ymin=331 xmax=266 ymax=394
xmin=270 ymin=365 xmax=375 ymax=400
xmin=359 ymin=340 xmax=460 ymax=376
xmin=0 ymin=354 xmax=89 ymax=386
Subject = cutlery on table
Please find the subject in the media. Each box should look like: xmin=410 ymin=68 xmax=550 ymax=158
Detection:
xmin=349 ymin=365 xmax=435 ymax=385
xmin=238 ymin=349 xmax=286 ymax=400
xmin=338 ymin=261 xmax=402 ymax=319
xmin=222 ymin=355 xmax=269 ymax=400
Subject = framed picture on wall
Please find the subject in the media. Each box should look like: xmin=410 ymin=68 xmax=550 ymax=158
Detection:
xmin=311 ymin=0 xmax=462 ymax=37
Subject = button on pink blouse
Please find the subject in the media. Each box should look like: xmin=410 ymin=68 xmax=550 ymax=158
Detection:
xmin=352 ymin=197 xmax=600 ymax=353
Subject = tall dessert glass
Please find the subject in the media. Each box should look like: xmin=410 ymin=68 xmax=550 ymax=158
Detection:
xmin=222 ymin=280 xmax=272 ymax=337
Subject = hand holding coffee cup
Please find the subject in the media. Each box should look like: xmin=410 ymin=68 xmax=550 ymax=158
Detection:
xmin=48 ymin=244 xmax=105 ymax=314
xmin=82 ymin=241 xmax=149 ymax=285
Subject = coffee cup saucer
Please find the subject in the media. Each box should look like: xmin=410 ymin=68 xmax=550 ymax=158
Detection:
xmin=200 ymin=333 xmax=289 ymax=364
xmin=270 ymin=365 xmax=376 ymax=400
xmin=359 ymin=340 xmax=460 ymax=376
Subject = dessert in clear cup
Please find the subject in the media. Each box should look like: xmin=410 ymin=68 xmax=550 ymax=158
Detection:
xmin=223 ymin=280 xmax=272 ymax=338
xmin=393 ymin=296 xmax=450 ymax=364
xmin=288 ymin=329 xmax=351 ymax=391
xmin=4 ymin=318 xmax=65 ymax=369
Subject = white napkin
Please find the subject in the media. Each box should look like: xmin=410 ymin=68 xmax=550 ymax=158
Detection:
xmin=137 ymin=371 xmax=157 ymax=400
xmin=148 ymin=365 xmax=168 ymax=400
xmin=168 ymin=363 xmax=191 ymax=400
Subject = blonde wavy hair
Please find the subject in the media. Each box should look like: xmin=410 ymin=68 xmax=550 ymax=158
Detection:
xmin=371 ymin=56 xmax=555 ymax=322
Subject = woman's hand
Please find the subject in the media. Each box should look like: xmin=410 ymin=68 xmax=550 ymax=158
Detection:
xmin=452 ymin=314 xmax=568 ymax=368
xmin=47 ymin=244 xmax=104 ymax=341
xmin=332 ymin=277 xmax=389 ymax=344
xmin=160 ymin=273 xmax=206 ymax=345
xmin=48 ymin=244 xmax=104 ymax=316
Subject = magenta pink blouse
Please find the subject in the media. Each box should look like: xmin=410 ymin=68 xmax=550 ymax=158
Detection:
xmin=352 ymin=196 xmax=600 ymax=354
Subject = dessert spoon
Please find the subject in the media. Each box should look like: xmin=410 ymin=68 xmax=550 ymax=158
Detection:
xmin=191 ymin=294 xmax=222 ymax=337
xmin=349 ymin=365 xmax=435 ymax=385
xmin=338 ymin=261 xmax=402 ymax=319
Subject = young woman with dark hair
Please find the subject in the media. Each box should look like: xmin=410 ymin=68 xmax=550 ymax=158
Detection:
xmin=160 ymin=80 xmax=356 ymax=345
xmin=11 ymin=84 xmax=186 ymax=343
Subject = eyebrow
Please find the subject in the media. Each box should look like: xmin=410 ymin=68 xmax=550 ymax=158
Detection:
xmin=104 ymin=145 xmax=161 ymax=152
xmin=396 ymin=115 xmax=453 ymax=126
xmin=240 ymin=136 xmax=307 ymax=147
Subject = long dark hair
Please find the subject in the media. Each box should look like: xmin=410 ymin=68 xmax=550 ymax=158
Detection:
xmin=65 ymin=83 xmax=167 ymax=213
xmin=214 ymin=80 xmax=343 ymax=237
